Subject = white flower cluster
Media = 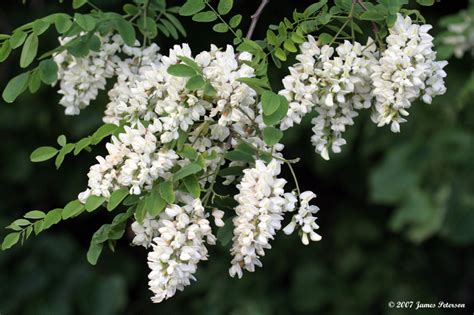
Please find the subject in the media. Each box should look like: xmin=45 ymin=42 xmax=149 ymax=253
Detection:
xmin=54 ymin=33 xmax=160 ymax=115
xmin=280 ymin=14 xmax=447 ymax=159
xmin=78 ymin=43 xmax=261 ymax=201
xmin=132 ymin=195 xmax=216 ymax=303
xmin=229 ymin=159 xmax=320 ymax=278
xmin=78 ymin=122 xmax=179 ymax=202
xmin=283 ymin=191 xmax=321 ymax=245
xmin=371 ymin=14 xmax=448 ymax=132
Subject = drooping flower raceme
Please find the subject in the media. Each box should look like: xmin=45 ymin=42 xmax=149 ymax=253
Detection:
xmin=279 ymin=14 xmax=447 ymax=159
xmin=371 ymin=14 xmax=448 ymax=132
xmin=283 ymin=191 xmax=322 ymax=245
xmin=280 ymin=36 xmax=377 ymax=159
xmin=229 ymin=159 xmax=297 ymax=278
xmin=145 ymin=195 xmax=216 ymax=303
xmin=54 ymin=34 xmax=161 ymax=115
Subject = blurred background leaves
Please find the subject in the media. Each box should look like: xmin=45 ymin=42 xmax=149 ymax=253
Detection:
xmin=0 ymin=0 xmax=473 ymax=314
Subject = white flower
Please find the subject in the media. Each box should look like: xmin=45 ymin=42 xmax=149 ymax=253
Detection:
xmin=131 ymin=215 xmax=161 ymax=248
xmin=146 ymin=197 xmax=216 ymax=303
xmin=280 ymin=36 xmax=377 ymax=159
xmin=229 ymin=159 xmax=296 ymax=278
xmin=283 ymin=191 xmax=321 ymax=245
xmin=371 ymin=14 xmax=448 ymax=132
xmin=211 ymin=209 xmax=225 ymax=227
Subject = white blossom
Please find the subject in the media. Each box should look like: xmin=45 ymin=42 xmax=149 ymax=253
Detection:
xmin=371 ymin=14 xmax=448 ymax=132
xmin=283 ymin=191 xmax=321 ymax=245
xmin=279 ymin=36 xmax=377 ymax=159
xmin=147 ymin=197 xmax=216 ymax=303
xmin=229 ymin=159 xmax=296 ymax=278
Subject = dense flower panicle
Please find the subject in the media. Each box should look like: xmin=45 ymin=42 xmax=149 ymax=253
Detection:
xmin=54 ymin=34 xmax=121 ymax=115
xmin=146 ymin=196 xmax=216 ymax=303
xmin=80 ymin=43 xmax=263 ymax=201
xmin=283 ymin=191 xmax=322 ymax=245
xmin=280 ymin=14 xmax=447 ymax=158
xmin=280 ymin=35 xmax=377 ymax=160
xmin=78 ymin=122 xmax=179 ymax=201
xmin=54 ymin=34 xmax=161 ymax=116
xmin=371 ymin=14 xmax=448 ymax=132
xmin=229 ymin=159 xmax=296 ymax=278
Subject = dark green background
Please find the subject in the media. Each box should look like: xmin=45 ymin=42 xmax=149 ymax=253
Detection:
xmin=0 ymin=0 xmax=473 ymax=314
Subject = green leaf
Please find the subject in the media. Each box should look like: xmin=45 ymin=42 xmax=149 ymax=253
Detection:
xmin=225 ymin=150 xmax=254 ymax=163
xmin=24 ymin=210 xmax=46 ymax=219
xmin=186 ymin=75 xmax=206 ymax=90
xmin=134 ymin=198 xmax=146 ymax=223
xmin=54 ymin=14 xmax=73 ymax=33
xmin=9 ymin=31 xmax=27 ymax=49
xmin=173 ymin=163 xmax=203 ymax=181
xmin=229 ymin=14 xmax=242 ymax=28
xmin=218 ymin=166 xmax=244 ymax=177
xmin=107 ymin=189 xmax=129 ymax=211
xmin=62 ymin=200 xmax=84 ymax=219
xmin=284 ymin=39 xmax=297 ymax=52
xmin=91 ymin=124 xmax=118 ymax=144
xmin=263 ymin=127 xmax=283 ymax=146
xmin=75 ymin=13 xmax=96 ymax=31
xmin=213 ymin=23 xmax=228 ymax=33
xmin=114 ymin=18 xmax=136 ymax=46
xmin=2 ymin=232 xmax=20 ymax=250
xmin=73 ymin=0 xmax=88 ymax=9
xmin=159 ymin=181 xmax=175 ymax=204
xmin=192 ymin=11 xmax=218 ymax=22
xmin=167 ymin=64 xmax=196 ymax=77
xmin=319 ymin=32 xmax=333 ymax=45
xmin=163 ymin=13 xmax=187 ymax=37
xmin=183 ymin=175 xmax=201 ymax=198
xmin=266 ymin=30 xmax=278 ymax=45
xmin=178 ymin=55 xmax=201 ymax=72
xmin=39 ymin=59 xmax=58 ymax=85
xmin=86 ymin=241 xmax=103 ymax=265
xmin=74 ymin=137 xmax=91 ymax=155
xmin=304 ymin=0 xmax=328 ymax=16
xmin=360 ymin=9 xmax=386 ymax=21
xmin=85 ymin=195 xmax=106 ymax=212
xmin=161 ymin=19 xmax=179 ymax=39
xmin=179 ymin=145 xmax=198 ymax=160
xmin=123 ymin=4 xmax=139 ymax=15
xmin=0 ymin=41 xmax=12 ymax=62
xmin=30 ymin=146 xmax=58 ymax=162
xmin=20 ymin=33 xmax=38 ymax=68
xmin=274 ymin=47 xmax=287 ymax=61
xmin=55 ymin=143 xmax=74 ymax=169
xmin=43 ymin=208 xmax=62 ymax=229
xmin=263 ymin=96 xmax=288 ymax=126
xmin=218 ymin=0 xmax=233 ymax=15
xmin=145 ymin=190 xmax=166 ymax=217
xmin=261 ymin=90 xmax=281 ymax=115
xmin=28 ymin=69 xmax=41 ymax=94
xmin=179 ymin=0 xmax=205 ymax=16
xmin=32 ymin=19 xmax=49 ymax=35
xmin=12 ymin=219 xmax=30 ymax=226
xmin=2 ymin=71 xmax=30 ymax=103
xmin=57 ymin=135 xmax=66 ymax=147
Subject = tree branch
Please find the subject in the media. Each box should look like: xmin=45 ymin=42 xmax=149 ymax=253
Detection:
xmin=246 ymin=0 xmax=270 ymax=39
xmin=354 ymin=0 xmax=379 ymax=33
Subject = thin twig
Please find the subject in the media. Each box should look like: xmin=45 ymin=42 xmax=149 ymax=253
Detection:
xmin=354 ymin=0 xmax=379 ymax=33
xmin=246 ymin=0 xmax=270 ymax=39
